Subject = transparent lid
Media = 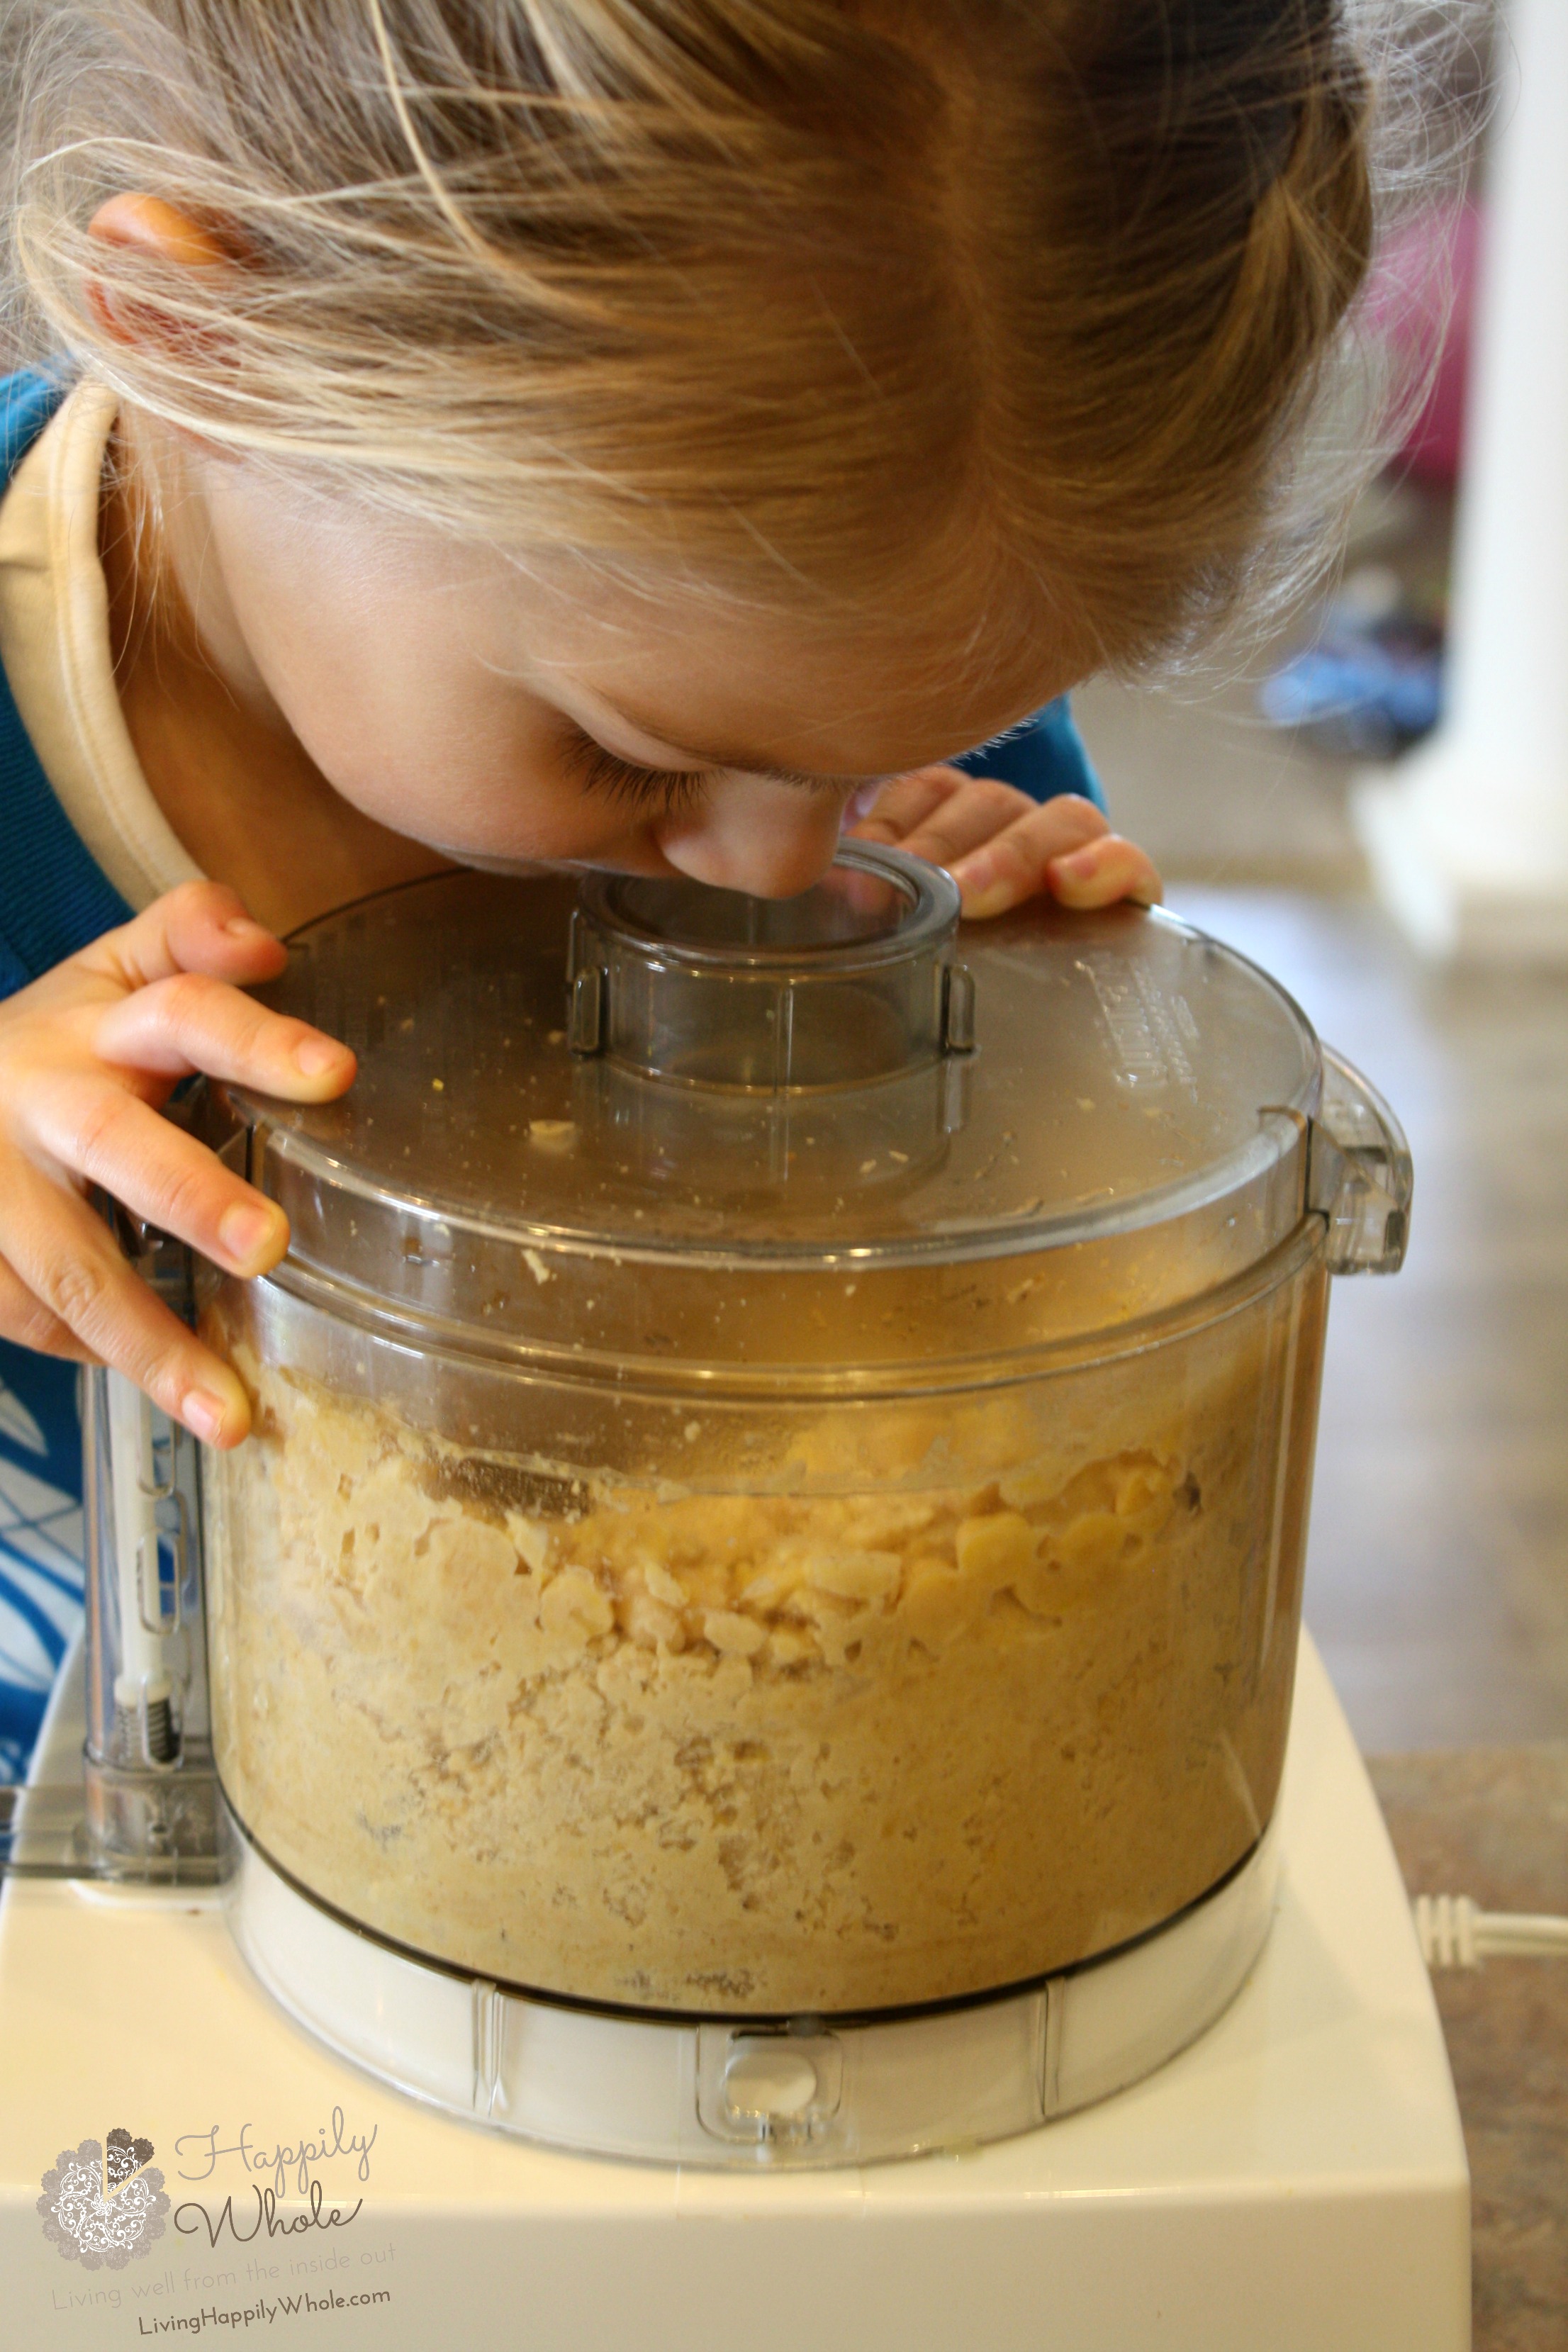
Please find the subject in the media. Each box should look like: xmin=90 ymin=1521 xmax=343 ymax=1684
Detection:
xmin=214 ymin=850 xmax=1332 ymax=1372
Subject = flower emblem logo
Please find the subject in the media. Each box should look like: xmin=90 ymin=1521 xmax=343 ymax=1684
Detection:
xmin=38 ymin=2128 xmax=170 ymax=2270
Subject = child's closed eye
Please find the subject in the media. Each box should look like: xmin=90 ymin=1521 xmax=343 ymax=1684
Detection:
xmin=560 ymin=727 xmax=713 ymax=815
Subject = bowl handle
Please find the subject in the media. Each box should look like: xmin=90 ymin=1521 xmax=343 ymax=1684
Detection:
xmin=1309 ymin=1046 xmax=1413 ymax=1275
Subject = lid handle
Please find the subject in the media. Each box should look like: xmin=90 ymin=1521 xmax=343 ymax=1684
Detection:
xmin=1308 ymin=1046 xmax=1413 ymax=1275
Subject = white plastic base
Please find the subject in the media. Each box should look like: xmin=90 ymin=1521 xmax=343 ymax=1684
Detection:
xmin=227 ymin=1814 xmax=1279 ymax=2168
xmin=1 ymin=1635 xmax=1469 ymax=2352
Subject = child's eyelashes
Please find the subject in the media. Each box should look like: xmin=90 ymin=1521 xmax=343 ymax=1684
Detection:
xmin=559 ymin=726 xmax=860 ymax=817
xmin=561 ymin=729 xmax=713 ymax=815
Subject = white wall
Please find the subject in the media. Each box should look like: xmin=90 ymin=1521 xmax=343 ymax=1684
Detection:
xmin=1357 ymin=0 xmax=1568 ymax=961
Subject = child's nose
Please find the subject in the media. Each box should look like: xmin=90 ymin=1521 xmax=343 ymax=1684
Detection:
xmin=660 ymin=777 xmax=851 ymax=900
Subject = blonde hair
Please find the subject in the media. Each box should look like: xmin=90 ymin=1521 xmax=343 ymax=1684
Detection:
xmin=2 ymin=2 xmax=1476 ymax=666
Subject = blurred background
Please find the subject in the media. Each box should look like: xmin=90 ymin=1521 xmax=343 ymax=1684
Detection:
xmin=1085 ymin=16 xmax=1568 ymax=2326
xmin=1075 ymin=0 xmax=1567 ymax=1754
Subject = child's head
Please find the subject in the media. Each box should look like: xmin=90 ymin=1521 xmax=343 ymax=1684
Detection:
xmin=5 ymin=2 xmax=1403 ymax=890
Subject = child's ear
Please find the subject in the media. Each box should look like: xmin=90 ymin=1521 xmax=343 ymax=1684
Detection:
xmin=86 ymin=193 xmax=231 ymax=345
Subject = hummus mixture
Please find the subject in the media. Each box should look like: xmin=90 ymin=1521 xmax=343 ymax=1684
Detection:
xmin=203 ymin=1281 xmax=1317 ymax=2014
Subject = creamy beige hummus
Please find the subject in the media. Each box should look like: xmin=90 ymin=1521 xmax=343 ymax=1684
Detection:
xmin=203 ymin=1277 xmax=1319 ymax=2014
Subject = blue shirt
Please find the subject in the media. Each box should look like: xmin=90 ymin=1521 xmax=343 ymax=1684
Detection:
xmin=0 ymin=362 xmax=1102 ymax=1779
xmin=950 ymin=700 xmax=1104 ymax=810
xmin=0 ymin=369 xmax=133 ymax=1779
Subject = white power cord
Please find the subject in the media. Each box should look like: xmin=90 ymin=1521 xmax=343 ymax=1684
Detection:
xmin=1413 ymin=1893 xmax=1568 ymax=1971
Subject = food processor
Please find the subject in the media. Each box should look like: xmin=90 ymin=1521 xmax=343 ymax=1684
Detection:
xmin=0 ymin=851 xmax=1470 ymax=2348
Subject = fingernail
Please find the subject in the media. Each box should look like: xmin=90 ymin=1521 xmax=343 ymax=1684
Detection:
xmin=961 ymin=882 xmax=1013 ymax=921
xmin=223 ymin=916 xmax=274 ymax=942
xmin=218 ymin=1201 xmax=281 ymax=1266
xmin=183 ymin=1389 xmax=230 ymax=1445
xmin=293 ymin=1035 xmax=345 ymax=1076
xmin=949 ymin=851 xmax=993 ymax=895
xmin=1053 ymin=847 xmax=1100 ymax=879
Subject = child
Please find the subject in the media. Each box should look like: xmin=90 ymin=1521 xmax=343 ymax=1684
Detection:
xmin=0 ymin=0 xmax=1384 ymax=1774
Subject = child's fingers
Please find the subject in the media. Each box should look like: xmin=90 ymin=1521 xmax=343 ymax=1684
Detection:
xmin=1 ymin=1163 xmax=252 ymax=1445
xmin=874 ymin=775 xmax=1047 ymax=875
xmin=849 ymin=766 xmax=973 ymax=845
xmin=80 ymin=879 xmax=290 ymax=994
xmin=943 ymin=795 xmax=1110 ymax=917
xmin=29 ymin=1084 xmax=291 ymax=1280
xmin=856 ymin=773 xmax=1142 ymax=917
xmin=93 ymin=972 xmax=355 ymax=1099
xmin=1047 ymin=834 xmax=1163 ymax=909
xmin=0 ymin=1252 xmax=96 ymax=1363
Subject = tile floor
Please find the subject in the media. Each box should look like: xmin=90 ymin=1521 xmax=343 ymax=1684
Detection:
xmin=1372 ymin=1747 xmax=1568 ymax=2352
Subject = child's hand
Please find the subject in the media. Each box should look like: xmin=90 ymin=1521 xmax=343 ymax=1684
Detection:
xmin=849 ymin=768 xmax=1161 ymax=918
xmin=0 ymin=882 xmax=354 ymax=1448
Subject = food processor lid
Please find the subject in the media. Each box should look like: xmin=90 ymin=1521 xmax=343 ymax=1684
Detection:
xmin=226 ymin=848 xmax=1319 ymax=1255
xmin=213 ymin=848 xmax=1372 ymax=1364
